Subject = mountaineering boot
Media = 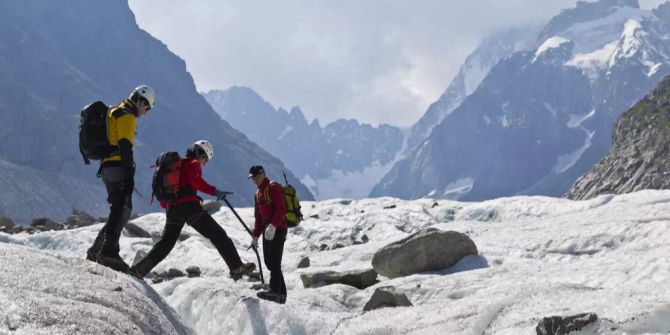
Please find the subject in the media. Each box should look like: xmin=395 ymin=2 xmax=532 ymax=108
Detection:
xmin=257 ymin=290 xmax=286 ymax=304
xmin=86 ymin=233 xmax=104 ymax=262
xmin=230 ymin=262 xmax=256 ymax=281
xmin=97 ymin=236 xmax=130 ymax=272
xmin=97 ymin=253 xmax=130 ymax=272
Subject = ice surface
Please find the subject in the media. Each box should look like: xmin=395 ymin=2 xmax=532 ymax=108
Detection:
xmin=4 ymin=191 xmax=670 ymax=333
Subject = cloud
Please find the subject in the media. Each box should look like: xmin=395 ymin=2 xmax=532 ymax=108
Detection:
xmin=128 ymin=0 xmax=667 ymax=127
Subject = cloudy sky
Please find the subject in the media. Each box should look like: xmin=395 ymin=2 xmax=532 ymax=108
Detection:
xmin=129 ymin=0 xmax=666 ymax=127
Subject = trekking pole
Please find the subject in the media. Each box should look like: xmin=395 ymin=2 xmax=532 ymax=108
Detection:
xmin=218 ymin=192 xmax=264 ymax=284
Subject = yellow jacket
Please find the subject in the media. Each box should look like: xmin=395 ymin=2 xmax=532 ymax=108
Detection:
xmin=101 ymin=99 xmax=137 ymax=164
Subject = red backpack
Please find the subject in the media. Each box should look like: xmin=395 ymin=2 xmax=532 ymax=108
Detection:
xmin=151 ymin=152 xmax=183 ymax=203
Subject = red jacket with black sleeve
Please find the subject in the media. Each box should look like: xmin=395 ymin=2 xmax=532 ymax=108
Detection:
xmin=252 ymin=177 xmax=288 ymax=237
xmin=160 ymin=157 xmax=216 ymax=208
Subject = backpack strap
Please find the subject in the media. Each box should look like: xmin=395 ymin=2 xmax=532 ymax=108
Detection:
xmin=263 ymin=182 xmax=278 ymax=206
xmin=111 ymin=106 xmax=132 ymax=119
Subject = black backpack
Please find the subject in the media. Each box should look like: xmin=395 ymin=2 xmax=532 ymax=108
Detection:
xmin=151 ymin=151 xmax=183 ymax=203
xmin=79 ymin=101 xmax=114 ymax=164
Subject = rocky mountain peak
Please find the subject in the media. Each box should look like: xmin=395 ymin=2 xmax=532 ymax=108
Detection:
xmin=566 ymin=75 xmax=670 ymax=200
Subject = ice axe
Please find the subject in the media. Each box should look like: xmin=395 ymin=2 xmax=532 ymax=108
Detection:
xmin=217 ymin=192 xmax=264 ymax=285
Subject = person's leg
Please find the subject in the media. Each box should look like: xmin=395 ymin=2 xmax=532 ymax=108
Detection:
xmin=263 ymin=228 xmax=287 ymax=296
xmin=187 ymin=203 xmax=245 ymax=272
xmin=131 ymin=216 xmax=184 ymax=278
xmin=90 ymin=166 xmax=133 ymax=271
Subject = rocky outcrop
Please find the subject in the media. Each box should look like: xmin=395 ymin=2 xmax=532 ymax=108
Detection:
xmin=566 ymin=76 xmax=670 ymax=200
xmin=300 ymin=269 xmax=378 ymax=289
xmin=536 ymin=313 xmax=598 ymax=335
xmin=0 ymin=217 xmax=16 ymax=233
xmin=151 ymin=268 xmax=186 ymax=284
xmin=64 ymin=210 xmax=97 ymax=228
xmin=124 ymin=222 xmax=152 ymax=238
xmin=372 ymin=228 xmax=478 ymax=278
xmin=363 ymin=287 xmax=413 ymax=312
xmin=297 ymin=256 xmax=310 ymax=268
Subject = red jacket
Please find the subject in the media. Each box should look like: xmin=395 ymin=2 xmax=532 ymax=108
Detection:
xmin=160 ymin=157 xmax=216 ymax=208
xmin=253 ymin=177 xmax=288 ymax=237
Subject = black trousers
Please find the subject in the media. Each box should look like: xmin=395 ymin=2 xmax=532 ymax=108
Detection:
xmin=133 ymin=202 xmax=243 ymax=276
xmin=263 ymin=228 xmax=287 ymax=296
xmin=91 ymin=166 xmax=133 ymax=257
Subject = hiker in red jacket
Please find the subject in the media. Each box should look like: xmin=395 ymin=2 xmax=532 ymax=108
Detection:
xmin=249 ymin=165 xmax=288 ymax=304
xmin=130 ymin=140 xmax=255 ymax=280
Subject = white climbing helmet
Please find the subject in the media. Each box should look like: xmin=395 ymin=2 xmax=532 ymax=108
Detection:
xmin=193 ymin=140 xmax=214 ymax=161
xmin=130 ymin=85 xmax=156 ymax=109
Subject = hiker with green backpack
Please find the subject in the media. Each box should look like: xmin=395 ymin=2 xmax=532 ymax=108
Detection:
xmin=249 ymin=165 xmax=303 ymax=304
xmin=129 ymin=141 xmax=256 ymax=280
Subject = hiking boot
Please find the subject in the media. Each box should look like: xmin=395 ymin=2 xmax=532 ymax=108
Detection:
xmin=256 ymin=290 xmax=286 ymax=304
xmin=230 ymin=263 xmax=256 ymax=281
xmin=97 ymin=254 xmax=130 ymax=273
xmin=86 ymin=235 xmax=104 ymax=262
xmin=85 ymin=247 xmax=98 ymax=262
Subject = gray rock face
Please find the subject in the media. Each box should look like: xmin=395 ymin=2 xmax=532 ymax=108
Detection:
xmin=567 ymin=76 xmax=670 ymax=199
xmin=30 ymin=218 xmax=63 ymax=232
xmin=132 ymin=250 xmax=148 ymax=267
xmin=372 ymin=228 xmax=478 ymax=278
xmin=300 ymin=268 xmax=378 ymax=289
xmin=124 ymin=222 xmax=151 ymax=238
xmin=363 ymin=286 xmax=413 ymax=312
xmin=536 ymin=313 xmax=598 ymax=335
xmin=0 ymin=0 xmax=312 ymax=223
xmin=0 ymin=217 xmax=16 ymax=233
xmin=297 ymin=256 xmax=310 ymax=269
xmin=151 ymin=268 xmax=186 ymax=284
xmin=185 ymin=266 xmax=201 ymax=278
xmin=65 ymin=210 xmax=97 ymax=228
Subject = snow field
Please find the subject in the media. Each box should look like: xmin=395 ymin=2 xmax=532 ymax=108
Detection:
xmin=3 ymin=191 xmax=670 ymax=333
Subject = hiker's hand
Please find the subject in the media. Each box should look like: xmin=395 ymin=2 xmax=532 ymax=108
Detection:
xmin=264 ymin=224 xmax=276 ymax=241
xmin=214 ymin=189 xmax=233 ymax=200
xmin=250 ymin=236 xmax=259 ymax=249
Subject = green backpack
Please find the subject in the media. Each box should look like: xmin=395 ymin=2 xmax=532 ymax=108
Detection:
xmin=262 ymin=173 xmax=303 ymax=228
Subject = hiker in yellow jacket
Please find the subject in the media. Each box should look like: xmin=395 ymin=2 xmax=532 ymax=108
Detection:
xmin=86 ymin=85 xmax=156 ymax=272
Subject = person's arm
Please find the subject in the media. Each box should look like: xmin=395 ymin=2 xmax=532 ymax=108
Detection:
xmin=269 ymin=183 xmax=288 ymax=228
xmin=187 ymin=161 xmax=216 ymax=195
xmin=116 ymin=114 xmax=136 ymax=177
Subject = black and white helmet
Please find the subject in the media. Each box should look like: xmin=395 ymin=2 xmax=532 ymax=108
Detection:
xmin=193 ymin=140 xmax=214 ymax=161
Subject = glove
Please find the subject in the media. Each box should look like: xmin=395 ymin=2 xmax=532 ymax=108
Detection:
xmin=214 ymin=189 xmax=233 ymax=200
xmin=250 ymin=236 xmax=259 ymax=250
xmin=264 ymin=224 xmax=276 ymax=241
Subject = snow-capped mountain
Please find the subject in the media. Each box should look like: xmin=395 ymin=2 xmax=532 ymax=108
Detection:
xmin=4 ymin=190 xmax=670 ymax=333
xmin=204 ymin=88 xmax=403 ymax=200
xmin=0 ymin=0 xmax=312 ymax=223
xmin=372 ymin=0 xmax=670 ymax=201
xmin=405 ymin=26 xmax=540 ymax=152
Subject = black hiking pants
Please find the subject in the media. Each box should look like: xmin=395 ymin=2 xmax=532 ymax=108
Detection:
xmin=132 ymin=202 xmax=244 ymax=277
xmin=263 ymin=227 xmax=287 ymax=296
xmin=90 ymin=166 xmax=133 ymax=258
